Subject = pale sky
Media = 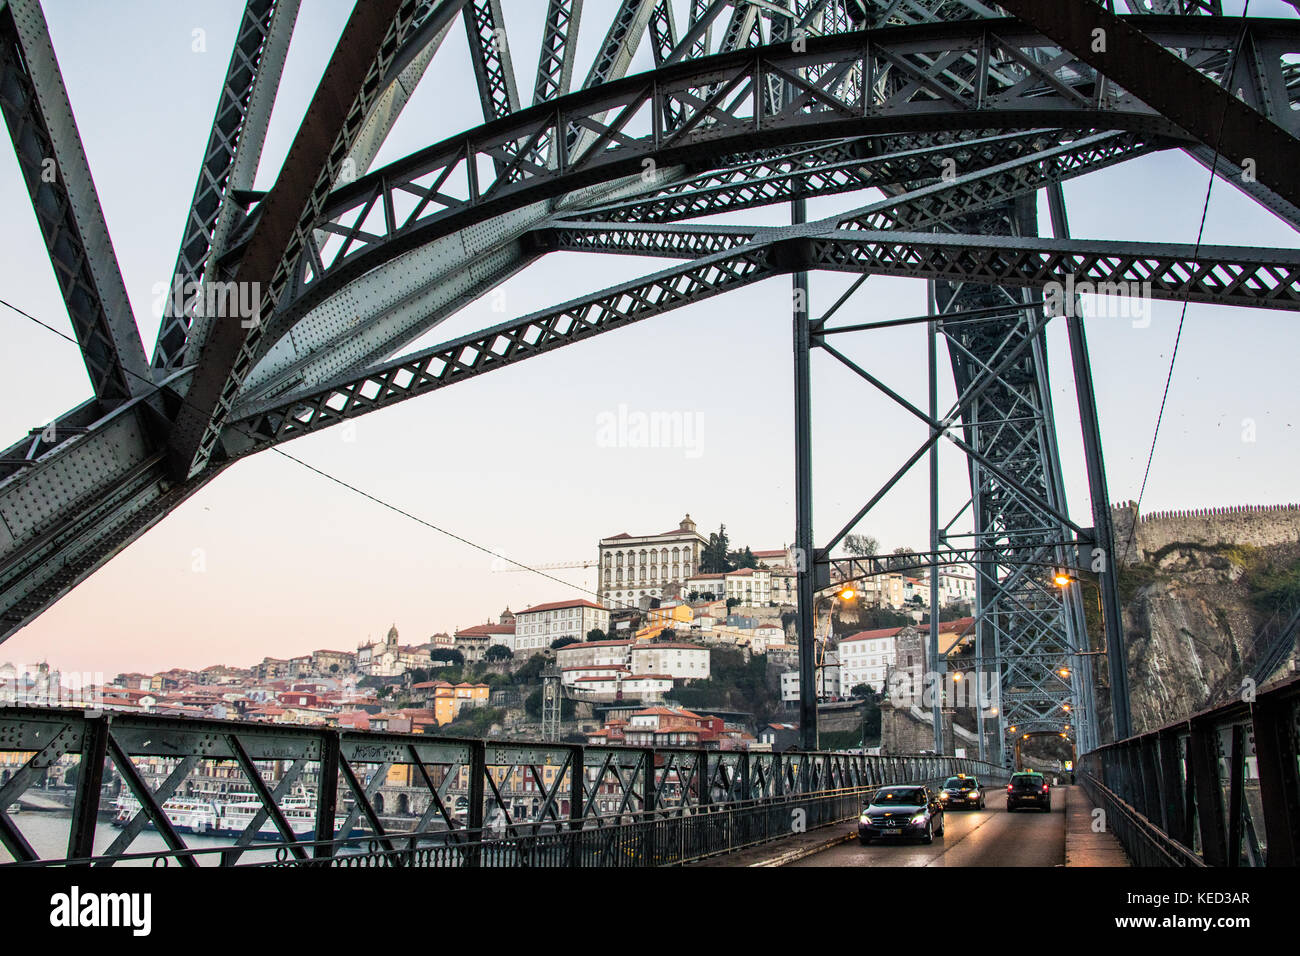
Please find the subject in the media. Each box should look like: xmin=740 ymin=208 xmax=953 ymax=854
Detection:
xmin=0 ymin=1 xmax=1296 ymax=677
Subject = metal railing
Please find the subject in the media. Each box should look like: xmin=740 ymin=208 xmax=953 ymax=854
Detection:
xmin=0 ymin=705 xmax=1009 ymax=866
xmin=1078 ymin=673 xmax=1300 ymax=867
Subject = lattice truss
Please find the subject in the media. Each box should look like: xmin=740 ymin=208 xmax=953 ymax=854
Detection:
xmin=2 ymin=0 xmax=1300 ymax=757
xmin=0 ymin=705 xmax=994 ymax=863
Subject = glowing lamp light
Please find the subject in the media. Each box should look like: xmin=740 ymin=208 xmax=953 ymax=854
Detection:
xmin=838 ymin=586 xmax=857 ymax=601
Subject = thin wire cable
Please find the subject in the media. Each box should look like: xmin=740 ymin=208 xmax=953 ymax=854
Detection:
xmin=1124 ymin=4 xmax=1251 ymax=555
xmin=0 ymin=295 xmax=645 ymax=615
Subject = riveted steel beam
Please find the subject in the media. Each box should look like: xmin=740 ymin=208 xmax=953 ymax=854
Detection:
xmin=0 ymin=0 xmax=151 ymax=403
xmin=153 ymin=0 xmax=300 ymax=372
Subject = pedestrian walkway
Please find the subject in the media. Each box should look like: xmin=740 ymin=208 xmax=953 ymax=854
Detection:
xmin=1064 ymin=785 xmax=1131 ymax=867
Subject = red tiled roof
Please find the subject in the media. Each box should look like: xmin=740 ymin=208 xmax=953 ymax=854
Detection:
xmin=519 ymin=599 xmax=607 ymax=614
xmin=630 ymin=706 xmax=702 ymax=718
xmin=455 ymin=623 xmax=515 ymax=637
xmin=841 ymin=626 xmax=905 ymax=643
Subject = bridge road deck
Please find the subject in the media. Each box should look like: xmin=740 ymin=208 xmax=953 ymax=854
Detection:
xmin=689 ymin=786 xmax=1130 ymax=867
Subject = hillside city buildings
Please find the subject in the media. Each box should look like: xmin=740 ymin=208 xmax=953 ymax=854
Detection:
xmin=1 ymin=514 xmax=979 ymax=751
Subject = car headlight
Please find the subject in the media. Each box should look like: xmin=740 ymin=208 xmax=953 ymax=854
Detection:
xmin=911 ymin=812 xmax=927 ymax=824
xmin=967 ymin=791 xmax=980 ymax=799
xmin=859 ymin=812 xmax=871 ymax=823
xmin=938 ymin=792 xmax=949 ymax=800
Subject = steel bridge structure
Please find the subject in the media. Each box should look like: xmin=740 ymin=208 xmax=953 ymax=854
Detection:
xmin=1 ymin=0 xmax=1299 ymax=854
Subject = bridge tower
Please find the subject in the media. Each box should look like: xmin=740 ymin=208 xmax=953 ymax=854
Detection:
xmin=541 ymin=665 xmax=562 ymax=743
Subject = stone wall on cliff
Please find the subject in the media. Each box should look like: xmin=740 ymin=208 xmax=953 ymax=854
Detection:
xmin=1111 ymin=501 xmax=1300 ymax=566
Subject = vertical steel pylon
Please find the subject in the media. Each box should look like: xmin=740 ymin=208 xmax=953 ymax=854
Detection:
xmin=934 ymin=195 xmax=1090 ymax=766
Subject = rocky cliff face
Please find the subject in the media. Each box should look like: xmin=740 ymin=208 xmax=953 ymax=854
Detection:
xmin=1112 ymin=538 xmax=1300 ymax=735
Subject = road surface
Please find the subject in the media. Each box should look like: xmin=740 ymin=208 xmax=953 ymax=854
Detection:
xmin=788 ymin=795 xmax=1065 ymax=867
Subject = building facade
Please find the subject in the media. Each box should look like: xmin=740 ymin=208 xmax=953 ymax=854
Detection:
xmin=838 ymin=626 xmax=908 ymax=695
xmin=514 ymin=599 xmax=610 ymax=653
xmin=628 ymin=642 xmax=710 ymax=681
xmin=598 ymin=514 xmax=707 ymax=609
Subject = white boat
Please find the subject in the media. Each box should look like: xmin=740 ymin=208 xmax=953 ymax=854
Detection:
xmin=110 ymin=795 xmax=219 ymax=834
xmin=215 ymin=798 xmax=364 ymax=840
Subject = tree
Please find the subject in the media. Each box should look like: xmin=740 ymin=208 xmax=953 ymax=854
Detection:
xmin=687 ymin=591 xmax=700 ymax=602
xmin=728 ymin=545 xmax=758 ymax=570
xmin=525 ymin=688 xmax=543 ymax=718
xmin=485 ymin=644 xmax=513 ymax=662
xmin=430 ymin=649 xmax=464 ymax=666
xmin=700 ymin=525 xmax=733 ymax=573
xmin=551 ymin=636 xmax=581 ymax=650
xmin=656 ymin=627 xmax=678 ymax=643
xmin=513 ymin=654 xmax=547 ymax=685
xmin=409 ymin=667 xmax=429 ymax=684
xmin=328 ymin=663 xmax=339 ymax=674
xmin=844 ymin=534 xmax=879 ymax=557
xmin=726 ymin=597 xmax=740 ymax=610
xmin=585 ymin=628 xmax=606 ymax=642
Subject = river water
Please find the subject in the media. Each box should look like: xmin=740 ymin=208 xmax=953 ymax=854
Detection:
xmin=2 ymin=811 xmax=290 ymax=866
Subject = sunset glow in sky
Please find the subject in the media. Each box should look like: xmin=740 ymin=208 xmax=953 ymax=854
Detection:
xmin=0 ymin=1 xmax=1295 ymax=677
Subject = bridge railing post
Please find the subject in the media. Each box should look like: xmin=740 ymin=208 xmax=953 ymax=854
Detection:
xmin=1253 ymin=693 xmax=1300 ymax=865
xmin=313 ymin=729 xmax=341 ymax=861
xmin=467 ymin=739 xmax=486 ymax=868
xmin=643 ymin=748 xmax=656 ymax=866
xmin=568 ymin=743 xmax=584 ymax=868
xmin=66 ymin=714 xmax=110 ymax=864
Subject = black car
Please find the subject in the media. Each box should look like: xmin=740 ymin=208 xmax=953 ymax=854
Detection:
xmin=1006 ymin=771 xmax=1051 ymax=812
xmin=858 ymin=785 xmax=945 ymax=845
xmin=938 ymin=774 xmax=985 ymax=810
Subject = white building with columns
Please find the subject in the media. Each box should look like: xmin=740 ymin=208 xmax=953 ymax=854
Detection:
xmin=598 ymin=514 xmax=707 ymax=609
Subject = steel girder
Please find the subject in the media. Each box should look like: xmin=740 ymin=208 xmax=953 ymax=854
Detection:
xmin=168 ymin=0 xmax=467 ymax=481
xmin=233 ymin=15 xmax=1300 ymax=356
xmin=0 ymin=0 xmax=152 ymax=404
xmin=223 ymin=225 xmax=1300 ymax=451
xmin=464 ymin=0 xmax=522 ymax=124
xmin=535 ymin=0 xmax=584 ymax=106
xmin=999 ymin=2 xmax=1300 ymax=213
xmin=152 ymin=0 xmax=300 ymax=373
xmin=545 ymin=224 xmax=1300 ymax=312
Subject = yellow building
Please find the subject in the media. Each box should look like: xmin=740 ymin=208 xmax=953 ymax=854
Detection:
xmin=413 ymin=680 xmax=491 ymax=725
xmin=635 ymin=602 xmax=693 ymax=641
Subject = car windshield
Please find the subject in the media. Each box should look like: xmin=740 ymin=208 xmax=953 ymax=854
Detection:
xmin=943 ymin=777 xmax=976 ymax=790
xmin=870 ymin=788 xmax=926 ymax=807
